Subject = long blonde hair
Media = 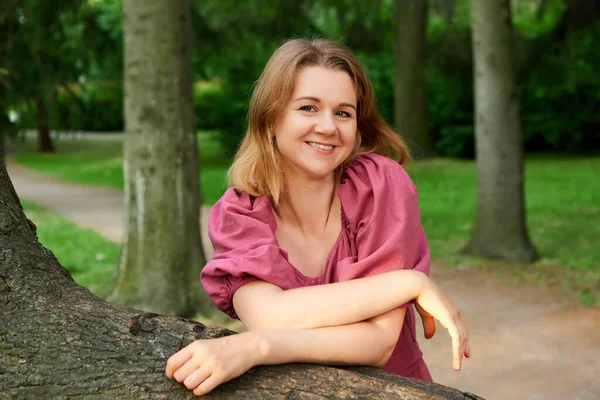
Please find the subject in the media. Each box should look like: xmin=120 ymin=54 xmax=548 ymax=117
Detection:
xmin=228 ymin=38 xmax=410 ymax=205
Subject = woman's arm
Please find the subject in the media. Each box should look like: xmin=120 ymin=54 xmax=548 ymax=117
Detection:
xmin=166 ymin=308 xmax=405 ymax=396
xmin=257 ymin=308 xmax=405 ymax=368
xmin=234 ymin=269 xmax=469 ymax=371
xmin=233 ymin=269 xmax=426 ymax=331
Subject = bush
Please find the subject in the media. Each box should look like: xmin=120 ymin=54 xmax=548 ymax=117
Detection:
xmin=193 ymin=80 xmax=249 ymax=157
xmin=55 ymin=82 xmax=123 ymax=132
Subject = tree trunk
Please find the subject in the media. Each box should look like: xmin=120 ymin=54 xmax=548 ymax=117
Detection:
xmin=107 ymin=0 xmax=210 ymax=317
xmin=0 ymin=132 xmax=5 ymax=168
xmin=394 ymin=0 xmax=432 ymax=160
xmin=35 ymin=96 xmax=55 ymax=153
xmin=465 ymin=0 xmax=538 ymax=263
xmin=0 ymin=150 xmax=483 ymax=400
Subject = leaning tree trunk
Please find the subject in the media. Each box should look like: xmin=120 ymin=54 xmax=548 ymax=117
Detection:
xmin=465 ymin=0 xmax=538 ymax=262
xmin=0 ymin=150 xmax=482 ymax=399
xmin=394 ymin=0 xmax=432 ymax=160
xmin=108 ymin=0 xmax=210 ymax=317
xmin=35 ymin=96 xmax=55 ymax=153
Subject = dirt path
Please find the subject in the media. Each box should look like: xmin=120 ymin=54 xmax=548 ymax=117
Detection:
xmin=6 ymin=160 xmax=600 ymax=400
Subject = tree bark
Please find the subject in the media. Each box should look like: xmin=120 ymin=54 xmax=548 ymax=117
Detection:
xmin=394 ymin=0 xmax=432 ymax=160
xmin=465 ymin=0 xmax=538 ymax=263
xmin=107 ymin=0 xmax=210 ymax=317
xmin=35 ymin=96 xmax=55 ymax=153
xmin=0 ymin=149 xmax=483 ymax=399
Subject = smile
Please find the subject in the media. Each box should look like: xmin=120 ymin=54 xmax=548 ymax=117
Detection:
xmin=306 ymin=142 xmax=335 ymax=151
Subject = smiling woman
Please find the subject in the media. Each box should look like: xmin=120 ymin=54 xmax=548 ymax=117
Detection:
xmin=274 ymin=67 xmax=358 ymax=184
xmin=165 ymin=38 xmax=470 ymax=397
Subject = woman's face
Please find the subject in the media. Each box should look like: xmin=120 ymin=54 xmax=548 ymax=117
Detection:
xmin=273 ymin=66 xmax=357 ymax=182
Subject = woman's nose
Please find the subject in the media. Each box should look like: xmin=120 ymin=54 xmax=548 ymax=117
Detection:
xmin=315 ymin=113 xmax=336 ymax=135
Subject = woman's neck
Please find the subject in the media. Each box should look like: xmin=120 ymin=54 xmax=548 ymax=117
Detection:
xmin=275 ymin=173 xmax=337 ymax=235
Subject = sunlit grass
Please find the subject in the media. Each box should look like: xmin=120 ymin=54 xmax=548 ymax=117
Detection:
xmin=21 ymin=200 xmax=120 ymax=297
xmin=10 ymin=135 xmax=600 ymax=306
xmin=10 ymin=131 xmax=230 ymax=204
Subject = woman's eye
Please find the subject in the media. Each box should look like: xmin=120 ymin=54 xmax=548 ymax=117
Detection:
xmin=299 ymin=105 xmax=315 ymax=112
xmin=336 ymin=110 xmax=351 ymax=118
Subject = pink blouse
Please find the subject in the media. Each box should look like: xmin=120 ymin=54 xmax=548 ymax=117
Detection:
xmin=201 ymin=153 xmax=432 ymax=380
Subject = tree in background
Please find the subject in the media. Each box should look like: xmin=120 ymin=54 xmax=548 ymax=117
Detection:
xmin=394 ymin=0 xmax=432 ymax=159
xmin=465 ymin=0 xmax=538 ymax=262
xmin=0 ymin=0 xmax=110 ymax=152
xmin=107 ymin=0 xmax=210 ymax=317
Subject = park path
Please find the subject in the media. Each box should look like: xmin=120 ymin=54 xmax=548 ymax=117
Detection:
xmin=6 ymin=159 xmax=600 ymax=400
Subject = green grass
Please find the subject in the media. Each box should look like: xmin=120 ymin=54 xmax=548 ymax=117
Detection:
xmin=21 ymin=200 xmax=120 ymax=297
xmin=10 ymin=131 xmax=230 ymax=204
xmin=409 ymin=155 xmax=600 ymax=306
xmin=9 ymin=135 xmax=600 ymax=306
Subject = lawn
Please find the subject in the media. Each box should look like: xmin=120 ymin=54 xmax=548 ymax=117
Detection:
xmin=9 ymin=134 xmax=600 ymax=306
xmin=10 ymin=131 xmax=230 ymax=204
xmin=21 ymin=200 xmax=120 ymax=297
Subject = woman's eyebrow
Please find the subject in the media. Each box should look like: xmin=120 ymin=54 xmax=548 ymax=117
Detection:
xmin=294 ymin=96 xmax=356 ymax=110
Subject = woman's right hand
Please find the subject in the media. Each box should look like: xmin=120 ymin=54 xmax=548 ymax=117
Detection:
xmin=414 ymin=277 xmax=471 ymax=371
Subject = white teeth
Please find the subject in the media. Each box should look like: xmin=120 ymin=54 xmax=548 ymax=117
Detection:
xmin=307 ymin=142 xmax=334 ymax=151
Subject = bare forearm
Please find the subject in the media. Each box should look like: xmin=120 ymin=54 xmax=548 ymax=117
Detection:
xmin=235 ymin=269 xmax=426 ymax=330
xmin=251 ymin=322 xmax=396 ymax=368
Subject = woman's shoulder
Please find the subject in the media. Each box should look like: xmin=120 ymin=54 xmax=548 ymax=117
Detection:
xmin=341 ymin=153 xmax=416 ymax=194
xmin=339 ymin=153 xmax=418 ymax=228
xmin=214 ymin=187 xmax=273 ymax=213
xmin=210 ymin=188 xmax=276 ymax=231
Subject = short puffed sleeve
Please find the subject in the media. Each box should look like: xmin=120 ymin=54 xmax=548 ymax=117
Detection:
xmin=335 ymin=154 xmax=430 ymax=302
xmin=200 ymin=188 xmax=304 ymax=319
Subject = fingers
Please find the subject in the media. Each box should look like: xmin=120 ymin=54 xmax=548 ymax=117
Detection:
xmin=183 ymin=367 xmax=211 ymax=391
xmin=464 ymin=329 xmax=471 ymax=358
xmin=165 ymin=347 xmax=193 ymax=379
xmin=451 ymin=327 xmax=462 ymax=371
xmin=172 ymin=357 xmax=202 ymax=383
xmin=450 ymin=322 xmax=470 ymax=371
xmin=193 ymin=374 xmax=223 ymax=397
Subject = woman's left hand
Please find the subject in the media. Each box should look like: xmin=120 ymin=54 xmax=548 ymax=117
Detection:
xmin=165 ymin=332 xmax=262 ymax=396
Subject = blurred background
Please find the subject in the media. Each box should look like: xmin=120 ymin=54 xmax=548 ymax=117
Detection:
xmin=1 ymin=1 xmax=599 ymax=399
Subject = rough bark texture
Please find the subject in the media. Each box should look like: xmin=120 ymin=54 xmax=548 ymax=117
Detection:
xmin=35 ymin=96 xmax=55 ymax=153
xmin=394 ymin=0 xmax=432 ymax=160
xmin=0 ymin=148 xmax=484 ymax=399
xmin=108 ymin=0 xmax=210 ymax=317
xmin=465 ymin=0 xmax=538 ymax=262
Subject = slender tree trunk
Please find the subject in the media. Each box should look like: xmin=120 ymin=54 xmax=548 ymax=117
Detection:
xmin=465 ymin=0 xmax=538 ymax=263
xmin=35 ymin=96 xmax=54 ymax=153
xmin=107 ymin=0 xmax=210 ymax=317
xmin=394 ymin=0 xmax=432 ymax=159
xmin=0 ymin=147 xmax=482 ymax=400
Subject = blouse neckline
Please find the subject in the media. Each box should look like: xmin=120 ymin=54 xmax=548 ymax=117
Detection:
xmin=270 ymin=180 xmax=350 ymax=283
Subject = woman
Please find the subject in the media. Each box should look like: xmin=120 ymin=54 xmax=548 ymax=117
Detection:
xmin=166 ymin=38 xmax=470 ymax=397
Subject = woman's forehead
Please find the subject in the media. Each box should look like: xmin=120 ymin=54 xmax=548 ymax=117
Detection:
xmin=292 ymin=66 xmax=357 ymax=105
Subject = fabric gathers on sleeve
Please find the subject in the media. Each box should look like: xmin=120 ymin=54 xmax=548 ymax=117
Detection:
xmin=336 ymin=154 xmax=431 ymax=306
xmin=200 ymin=188 xmax=297 ymax=319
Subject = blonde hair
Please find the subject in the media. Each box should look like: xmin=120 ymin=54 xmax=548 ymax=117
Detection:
xmin=228 ymin=38 xmax=410 ymax=204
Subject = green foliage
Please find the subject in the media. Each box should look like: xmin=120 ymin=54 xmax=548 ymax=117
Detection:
xmin=0 ymin=0 xmax=122 ymax=135
xmin=424 ymin=0 xmax=600 ymax=158
xmin=4 ymin=0 xmax=599 ymax=157
xmin=519 ymin=20 xmax=600 ymax=152
xmin=17 ymin=82 xmax=124 ymax=132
